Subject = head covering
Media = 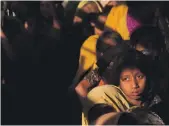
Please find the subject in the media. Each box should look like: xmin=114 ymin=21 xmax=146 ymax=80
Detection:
xmin=77 ymin=0 xmax=103 ymax=12
xmin=99 ymin=0 xmax=110 ymax=8
xmin=105 ymin=4 xmax=130 ymax=40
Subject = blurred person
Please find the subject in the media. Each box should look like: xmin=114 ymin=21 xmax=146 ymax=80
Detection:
xmin=74 ymin=30 xmax=123 ymax=97
xmin=72 ymin=26 xmax=122 ymax=87
xmin=71 ymin=12 xmax=111 ymax=86
xmin=102 ymin=1 xmax=126 ymax=15
xmin=130 ymin=26 xmax=166 ymax=56
xmin=73 ymin=0 xmax=118 ymax=24
xmin=73 ymin=1 xmax=101 ymax=24
xmin=40 ymin=1 xmax=61 ymax=30
xmin=105 ymin=1 xmax=159 ymax=40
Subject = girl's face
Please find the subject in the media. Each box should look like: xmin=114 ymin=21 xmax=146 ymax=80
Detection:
xmin=119 ymin=68 xmax=146 ymax=105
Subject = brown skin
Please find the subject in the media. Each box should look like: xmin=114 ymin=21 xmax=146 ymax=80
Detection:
xmin=83 ymin=67 xmax=147 ymax=125
xmin=75 ymin=36 xmax=118 ymax=100
xmin=1 ymin=29 xmax=6 ymax=38
xmin=91 ymin=15 xmax=107 ymax=35
xmin=95 ymin=15 xmax=107 ymax=35
xmin=119 ymin=68 xmax=146 ymax=106
xmin=75 ymin=80 xmax=91 ymax=98
xmin=103 ymin=37 xmax=117 ymax=46
xmin=135 ymin=44 xmax=146 ymax=52
xmin=98 ymin=15 xmax=107 ymax=24
xmin=82 ymin=2 xmax=100 ymax=13
xmin=94 ymin=27 xmax=103 ymax=36
xmin=73 ymin=16 xmax=82 ymax=23
xmin=94 ymin=68 xmax=147 ymax=125
xmin=107 ymin=1 xmax=118 ymax=6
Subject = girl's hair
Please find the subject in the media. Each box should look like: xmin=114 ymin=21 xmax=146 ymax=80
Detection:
xmin=108 ymin=48 xmax=158 ymax=104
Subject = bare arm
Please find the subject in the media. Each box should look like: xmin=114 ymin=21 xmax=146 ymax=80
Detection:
xmin=75 ymin=68 xmax=101 ymax=106
xmin=75 ymin=79 xmax=91 ymax=98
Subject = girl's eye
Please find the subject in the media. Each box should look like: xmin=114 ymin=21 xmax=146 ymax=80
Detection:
xmin=137 ymin=75 xmax=144 ymax=79
xmin=121 ymin=77 xmax=130 ymax=81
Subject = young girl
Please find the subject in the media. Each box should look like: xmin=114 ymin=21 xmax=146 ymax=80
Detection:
xmin=82 ymin=48 xmax=168 ymax=125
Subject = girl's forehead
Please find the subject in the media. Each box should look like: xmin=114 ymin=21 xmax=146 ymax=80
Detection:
xmin=121 ymin=67 xmax=142 ymax=74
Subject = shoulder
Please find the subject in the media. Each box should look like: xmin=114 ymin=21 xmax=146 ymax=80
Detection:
xmin=106 ymin=4 xmax=128 ymax=31
xmin=86 ymin=34 xmax=99 ymax=42
xmin=110 ymin=4 xmax=128 ymax=14
xmin=87 ymin=85 xmax=122 ymax=104
xmin=81 ymin=35 xmax=99 ymax=53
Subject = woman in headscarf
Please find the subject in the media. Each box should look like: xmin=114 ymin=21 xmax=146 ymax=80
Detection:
xmin=71 ymin=12 xmax=108 ymax=86
xmin=73 ymin=0 xmax=121 ymax=24
xmin=105 ymin=1 xmax=159 ymax=40
xmin=72 ymin=28 xmax=122 ymax=88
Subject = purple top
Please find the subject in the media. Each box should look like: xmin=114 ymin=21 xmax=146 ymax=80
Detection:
xmin=127 ymin=13 xmax=142 ymax=35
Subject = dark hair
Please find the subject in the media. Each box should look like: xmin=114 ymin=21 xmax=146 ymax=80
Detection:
xmin=89 ymin=12 xmax=107 ymax=30
xmin=130 ymin=25 xmax=166 ymax=56
xmin=96 ymin=30 xmax=123 ymax=53
xmin=88 ymin=104 xmax=114 ymax=124
xmin=2 ymin=16 xmax=24 ymax=42
xmin=10 ymin=2 xmax=40 ymax=23
xmin=107 ymin=48 xmax=157 ymax=104
xmin=103 ymin=5 xmax=113 ymax=15
xmin=127 ymin=2 xmax=159 ymax=24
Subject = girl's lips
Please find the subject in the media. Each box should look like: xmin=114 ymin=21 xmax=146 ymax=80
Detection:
xmin=131 ymin=91 xmax=141 ymax=96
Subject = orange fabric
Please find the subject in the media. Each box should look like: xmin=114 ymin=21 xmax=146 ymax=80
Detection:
xmin=105 ymin=4 xmax=130 ymax=40
xmin=73 ymin=35 xmax=99 ymax=86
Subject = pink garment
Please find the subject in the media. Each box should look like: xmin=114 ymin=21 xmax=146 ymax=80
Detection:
xmin=127 ymin=13 xmax=142 ymax=35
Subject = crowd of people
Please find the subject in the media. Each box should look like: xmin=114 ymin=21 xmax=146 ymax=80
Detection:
xmin=1 ymin=1 xmax=169 ymax=125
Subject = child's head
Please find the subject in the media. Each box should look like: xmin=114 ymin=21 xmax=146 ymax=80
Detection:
xmin=130 ymin=25 xmax=166 ymax=56
xmin=108 ymin=48 xmax=156 ymax=105
xmin=96 ymin=30 xmax=123 ymax=59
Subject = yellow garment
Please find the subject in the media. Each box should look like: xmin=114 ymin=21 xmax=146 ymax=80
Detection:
xmin=73 ymin=35 xmax=99 ymax=85
xmin=105 ymin=4 xmax=130 ymax=40
xmin=82 ymin=85 xmax=134 ymax=125
xmin=77 ymin=0 xmax=103 ymax=12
